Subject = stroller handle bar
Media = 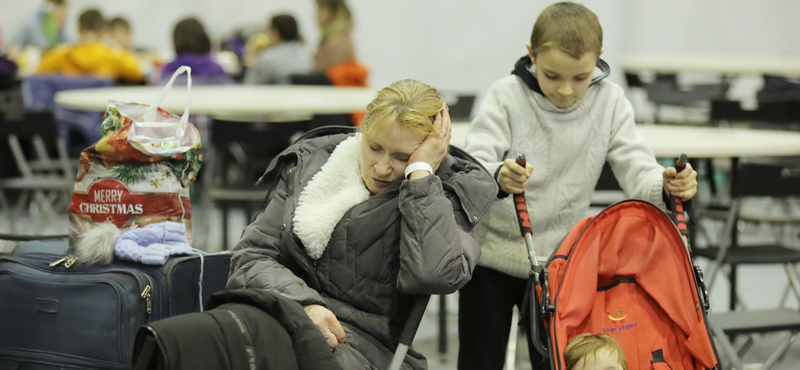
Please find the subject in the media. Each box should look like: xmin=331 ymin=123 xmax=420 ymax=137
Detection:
xmin=514 ymin=154 xmax=538 ymax=268
xmin=669 ymin=154 xmax=690 ymax=238
xmin=513 ymin=153 xmax=549 ymax=358
xmin=514 ymin=154 xmax=534 ymax=238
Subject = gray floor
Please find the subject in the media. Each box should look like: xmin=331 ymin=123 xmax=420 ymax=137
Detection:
xmin=2 ymin=196 xmax=800 ymax=370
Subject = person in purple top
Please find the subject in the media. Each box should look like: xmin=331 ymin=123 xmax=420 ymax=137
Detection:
xmin=160 ymin=18 xmax=233 ymax=85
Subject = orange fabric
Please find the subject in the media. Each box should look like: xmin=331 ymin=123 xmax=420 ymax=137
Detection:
xmin=325 ymin=60 xmax=368 ymax=87
xmin=325 ymin=60 xmax=369 ymax=125
xmin=542 ymin=201 xmax=718 ymax=370
xmin=685 ymin=320 xmax=718 ymax=369
xmin=36 ymin=42 xmax=144 ymax=83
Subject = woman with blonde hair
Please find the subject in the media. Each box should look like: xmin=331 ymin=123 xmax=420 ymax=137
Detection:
xmin=227 ymin=79 xmax=496 ymax=368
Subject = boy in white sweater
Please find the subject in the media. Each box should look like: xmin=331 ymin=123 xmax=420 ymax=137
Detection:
xmin=459 ymin=2 xmax=698 ymax=370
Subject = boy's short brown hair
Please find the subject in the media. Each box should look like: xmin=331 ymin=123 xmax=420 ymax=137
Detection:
xmin=564 ymin=334 xmax=627 ymax=370
xmin=530 ymin=2 xmax=602 ymax=59
xmin=78 ymin=9 xmax=104 ymax=33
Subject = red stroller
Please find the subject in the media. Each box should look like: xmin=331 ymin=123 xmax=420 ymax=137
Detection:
xmin=516 ymin=154 xmax=721 ymax=370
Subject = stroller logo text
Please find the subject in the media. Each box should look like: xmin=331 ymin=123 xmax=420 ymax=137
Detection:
xmin=607 ymin=310 xmax=627 ymax=321
xmin=603 ymin=309 xmax=637 ymax=333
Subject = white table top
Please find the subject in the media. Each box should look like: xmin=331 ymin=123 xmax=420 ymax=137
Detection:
xmin=620 ymin=55 xmax=800 ymax=76
xmin=54 ymin=85 xmax=376 ymax=116
xmin=451 ymin=123 xmax=800 ymax=159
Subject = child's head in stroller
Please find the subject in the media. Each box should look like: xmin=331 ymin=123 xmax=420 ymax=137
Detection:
xmin=564 ymin=334 xmax=627 ymax=370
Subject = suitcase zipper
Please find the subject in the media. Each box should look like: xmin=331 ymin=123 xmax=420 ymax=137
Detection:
xmin=49 ymin=255 xmax=78 ymax=268
xmin=141 ymin=284 xmax=152 ymax=314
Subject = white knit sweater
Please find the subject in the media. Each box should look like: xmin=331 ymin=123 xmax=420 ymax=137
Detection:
xmin=465 ymin=75 xmax=665 ymax=279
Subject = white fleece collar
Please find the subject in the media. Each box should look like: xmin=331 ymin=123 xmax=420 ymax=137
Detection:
xmin=292 ymin=134 xmax=370 ymax=260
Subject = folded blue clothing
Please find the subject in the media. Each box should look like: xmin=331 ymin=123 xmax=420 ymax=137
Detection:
xmin=115 ymin=221 xmax=192 ymax=265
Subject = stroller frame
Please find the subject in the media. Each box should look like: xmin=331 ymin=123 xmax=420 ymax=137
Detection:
xmin=514 ymin=154 xmax=720 ymax=370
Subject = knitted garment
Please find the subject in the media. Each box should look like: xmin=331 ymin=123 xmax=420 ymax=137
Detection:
xmin=465 ymin=76 xmax=665 ymax=279
xmin=115 ymin=221 xmax=192 ymax=265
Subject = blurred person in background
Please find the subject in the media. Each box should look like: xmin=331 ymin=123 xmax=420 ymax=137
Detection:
xmin=106 ymin=16 xmax=164 ymax=80
xmin=35 ymin=9 xmax=144 ymax=84
xmin=243 ymin=14 xmax=311 ymax=85
xmin=161 ymin=17 xmax=232 ymax=85
xmin=107 ymin=17 xmax=132 ymax=51
xmin=0 ymin=27 xmax=19 ymax=84
xmin=15 ymin=0 xmax=68 ymax=51
xmin=311 ymin=0 xmax=368 ymax=124
xmin=314 ymin=0 xmax=356 ymax=73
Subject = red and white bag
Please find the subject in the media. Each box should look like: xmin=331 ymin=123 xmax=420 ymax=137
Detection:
xmin=68 ymin=67 xmax=203 ymax=248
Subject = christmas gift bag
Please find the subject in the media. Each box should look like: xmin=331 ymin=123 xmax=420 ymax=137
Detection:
xmin=68 ymin=66 xmax=203 ymax=252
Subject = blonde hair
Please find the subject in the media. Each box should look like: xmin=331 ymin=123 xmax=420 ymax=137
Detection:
xmin=360 ymin=79 xmax=445 ymax=140
xmin=564 ymin=334 xmax=627 ymax=370
xmin=530 ymin=2 xmax=603 ymax=59
xmin=316 ymin=0 xmax=353 ymax=38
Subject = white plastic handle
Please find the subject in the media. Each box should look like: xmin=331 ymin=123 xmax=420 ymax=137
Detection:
xmin=142 ymin=66 xmax=192 ymax=136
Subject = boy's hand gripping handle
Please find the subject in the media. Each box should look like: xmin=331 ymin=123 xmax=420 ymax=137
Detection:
xmin=669 ymin=154 xmax=690 ymax=238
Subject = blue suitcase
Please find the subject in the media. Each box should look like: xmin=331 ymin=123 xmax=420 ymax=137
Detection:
xmin=0 ymin=239 xmax=231 ymax=369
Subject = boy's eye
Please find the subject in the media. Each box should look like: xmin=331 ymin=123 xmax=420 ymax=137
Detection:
xmin=545 ymin=74 xmax=558 ymax=80
xmin=369 ymin=145 xmax=380 ymax=152
xmin=574 ymin=76 xmax=588 ymax=82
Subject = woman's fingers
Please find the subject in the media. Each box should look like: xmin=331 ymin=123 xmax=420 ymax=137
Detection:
xmin=442 ymin=107 xmax=451 ymax=134
xmin=304 ymin=304 xmax=345 ymax=349
xmin=327 ymin=316 xmax=346 ymax=344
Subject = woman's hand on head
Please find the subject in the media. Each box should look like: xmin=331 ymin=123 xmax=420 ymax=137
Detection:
xmin=303 ymin=304 xmax=346 ymax=349
xmin=407 ymin=108 xmax=451 ymax=179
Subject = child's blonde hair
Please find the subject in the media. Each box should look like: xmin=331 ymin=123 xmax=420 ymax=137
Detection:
xmin=360 ymin=79 xmax=445 ymax=140
xmin=564 ymin=334 xmax=627 ymax=370
xmin=530 ymin=2 xmax=603 ymax=59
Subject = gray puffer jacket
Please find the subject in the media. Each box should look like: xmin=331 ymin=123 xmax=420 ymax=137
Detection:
xmin=227 ymin=127 xmax=496 ymax=369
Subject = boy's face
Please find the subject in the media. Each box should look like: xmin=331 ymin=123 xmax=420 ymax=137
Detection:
xmin=529 ymin=46 xmax=598 ymax=108
xmin=572 ymin=350 xmax=624 ymax=370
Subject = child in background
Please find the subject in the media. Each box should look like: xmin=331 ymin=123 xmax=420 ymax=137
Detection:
xmin=107 ymin=17 xmax=132 ymax=51
xmin=160 ymin=18 xmax=232 ymax=85
xmin=460 ymin=2 xmax=698 ymax=369
xmin=35 ymin=9 xmax=143 ymax=83
xmin=565 ymin=334 xmax=627 ymax=370
xmin=244 ymin=14 xmax=311 ymax=85
xmin=15 ymin=0 xmax=68 ymax=51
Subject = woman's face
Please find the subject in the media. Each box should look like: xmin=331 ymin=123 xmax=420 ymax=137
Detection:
xmin=316 ymin=6 xmax=331 ymax=26
xmin=360 ymin=121 xmax=425 ymax=195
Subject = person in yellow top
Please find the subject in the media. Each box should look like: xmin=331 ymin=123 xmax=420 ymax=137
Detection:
xmin=36 ymin=9 xmax=144 ymax=83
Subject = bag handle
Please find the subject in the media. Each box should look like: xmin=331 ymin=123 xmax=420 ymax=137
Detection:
xmin=141 ymin=66 xmax=192 ymax=135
